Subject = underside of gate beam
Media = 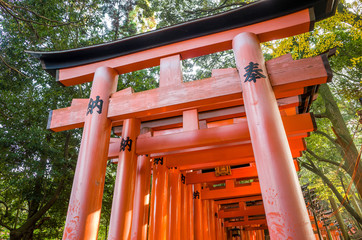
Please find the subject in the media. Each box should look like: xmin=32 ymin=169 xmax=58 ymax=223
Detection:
xmin=46 ymin=54 xmax=330 ymax=132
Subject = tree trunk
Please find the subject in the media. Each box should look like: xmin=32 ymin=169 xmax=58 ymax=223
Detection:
xmin=319 ymin=84 xmax=362 ymax=196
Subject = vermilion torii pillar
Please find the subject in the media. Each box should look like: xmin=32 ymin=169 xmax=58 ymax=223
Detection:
xmin=131 ymin=153 xmax=151 ymax=240
xmin=148 ymin=157 xmax=169 ymax=240
xmin=168 ymin=167 xmax=181 ymax=240
xmin=108 ymin=118 xmax=141 ymax=240
xmin=63 ymin=67 xmax=118 ymax=239
xmin=233 ymin=32 xmax=315 ymax=239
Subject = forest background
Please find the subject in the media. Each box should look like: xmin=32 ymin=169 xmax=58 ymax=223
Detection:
xmin=0 ymin=0 xmax=361 ymax=239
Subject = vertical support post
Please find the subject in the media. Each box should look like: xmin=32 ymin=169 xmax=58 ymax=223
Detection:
xmin=233 ymin=32 xmax=314 ymax=239
xmin=209 ymin=200 xmax=216 ymax=240
xmin=63 ymin=67 xmax=117 ymax=240
xmin=168 ymin=167 xmax=182 ymax=240
xmin=131 ymin=145 xmax=152 ymax=240
xmin=108 ymin=118 xmax=141 ymax=240
xmin=202 ymin=198 xmax=210 ymax=239
xmin=148 ymin=167 xmax=156 ymax=240
xmin=182 ymin=109 xmax=200 ymax=240
xmin=148 ymin=158 xmax=169 ymax=240
xmin=187 ymin=184 xmax=195 ymax=240
xmin=194 ymin=183 xmax=204 ymax=240
xmin=181 ymin=171 xmax=188 ymax=240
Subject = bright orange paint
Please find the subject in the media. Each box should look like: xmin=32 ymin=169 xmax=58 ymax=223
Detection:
xmin=108 ymin=118 xmax=141 ymax=240
xmin=62 ymin=67 xmax=118 ymax=240
xmin=233 ymin=32 xmax=315 ymax=239
xmin=131 ymin=155 xmax=151 ymax=240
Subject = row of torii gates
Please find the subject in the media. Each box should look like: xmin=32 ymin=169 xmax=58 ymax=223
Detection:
xmin=29 ymin=1 xmax=338 ymax=239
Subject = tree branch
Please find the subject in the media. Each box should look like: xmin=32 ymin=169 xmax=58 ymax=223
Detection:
xmin=14 ymin=179 xmax=65 ymax=234
xmin=314 ymin=113 xmax=328 ymax=118
xmin=314 ymin=130 xmax=344 ymax=152
xmin=184 ymin=2 xmax=248 ymax=15
xmin=0 ymin=55 xmax=29 ymax=78
xmin=300 ymin=161 xmax=362 ymax=224
xmin=306 ymin=148 xmax=347 ymax=171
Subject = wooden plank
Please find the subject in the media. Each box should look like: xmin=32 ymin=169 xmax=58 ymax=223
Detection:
xmin=201 ymin=182 xmax=261 ymax=200
xmin=218 ymin=205 xmax=265 ymax=219
xmin=136 ymin=113 xmax=314 ymax=155
xmin=165 ymin=139 xmax=305 ymax=170
xmin=186 ymin=165 xmax=258 ymax=184
xmin=112 ymin=95 xmax=300 ymax=134
xmin=224 ymin=219 xmax=267 ymax=228
xmin=159 ymin=55 xmax=183 ymax=87
xmin=215 ymin=195 xmax=262 ymax=206
xmin=48 ymin=53 xmax=328 ymax=132
xmin=57 ymin=9 xmax=312 ymax=86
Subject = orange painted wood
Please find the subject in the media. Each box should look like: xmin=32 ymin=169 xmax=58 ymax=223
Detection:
xmin=148 ymin=161 xmax=169 ymax=240
xmin=201 ymin=182 xmax=261 ymax=200
xmin=224 ymin=219 xmax=267 ymax=228
xmin=58 ymin=9 xmax=311 ymax=86
xmin=180 ymin=176 xmax=188 ymax=240
xmin=218 ymin=205 xmax=265 ymax=219
xmin=168 ymin=168 xmax=181 ymax=240
xmin=186 ymin=165 xmax=258 ymax=184
xmin=194 ymin=183 xmax=204 ymax=240
xmin=136 ymin=113 xmax=314 ymax=155
xmin=49 ymin=53 xmax=328 ymax=132
xmin=233 ymin=32 xmax=314 ymax=239
xmin=216 ymin=195 xmax=263 ymax=206
xmin=112 ymin=95 xmax=300 ymax=134
xmin=108 ymin=118 xmax=141 ymax=240
xmin=62 ymin=67 xmax=117 ymax=240
xmin=131 ymin=154 xmax=151 ymax=240
xmin=160 ymin=55 xmax=183 ymax=87
xmin=164 ymin=138 xmax=304 ymax=170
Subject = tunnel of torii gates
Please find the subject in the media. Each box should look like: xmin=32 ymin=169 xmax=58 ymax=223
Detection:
xmin=28 ymin=0 xmax=339 ymax=239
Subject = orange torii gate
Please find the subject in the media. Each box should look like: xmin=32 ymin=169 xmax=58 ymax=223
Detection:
xmin=28 ymin=1 xmax=338 ymax=239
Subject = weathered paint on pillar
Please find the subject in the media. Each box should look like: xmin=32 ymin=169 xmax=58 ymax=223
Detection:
xmin=187 ymin=184 xmax=195 ymax=240
xmin=181 ymin=171 xmax=188 ymax=240
xmin=108 ymin=118 xmax=141 ymax=240
xmin=233 ymin=32 xmax=314 ymax=239
xmin=148 ymin=167 xmax=156 ymax=240
xmin=209 ymin=200 xmax=216 ymax=240
xmin=168 ymin=167 xmax=182 ymax=240
xmin=194 ymin=183 xmax=204 ymax=240
xmin=131 ymin=153 xmax=151 ymax=240
xmin=149 ymin=158 xmax=169 ymax=240
xmin=63 ymin=67 xmax=118 ymax=240
xmin=202 ymin=199 xmax=210 ymax=240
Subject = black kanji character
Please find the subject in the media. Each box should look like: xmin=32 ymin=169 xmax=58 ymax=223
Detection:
xmin=193 ymin=190 xmax=200 ymax=199
xmin=154 ymin=157 xmax=163 ymax=165
xmin=120 ymin=137 xmax=132 ymax=152
xmin=243 ymin=62 xmax=266 ymax=83
xmin=181 ymin=174 xmax=186 ymax=184
xmin=86 ymin=96 xmax=104 ymax=115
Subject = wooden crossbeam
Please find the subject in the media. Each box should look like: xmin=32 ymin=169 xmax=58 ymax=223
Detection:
xmin=110 ymin=137 xmax=305 ymax=171
xmin=186 ymin=165 xmax=258 ymax=184
xmin=136 ymin=113 xmax=314 ymax=155
xmin=56 ymin=10 xmax=312 ymax=86
xmin=218 ymin=205 xmax=265 ymax=219
xmin=112 ymin=95 xmax=301 ymax=134
xmin=216 ymin=196 xmax=262 ymax=206
xmin=224 ymin=219 xmax=267 ymax=228
xmin=201 ymin=181 xmax=261 ymax=200
xmin=48 ymin=54 xmax=329 ymax=132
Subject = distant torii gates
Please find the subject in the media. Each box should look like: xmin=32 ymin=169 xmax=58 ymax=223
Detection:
xmin=28 ymin=1 xmax=338 ymax=239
